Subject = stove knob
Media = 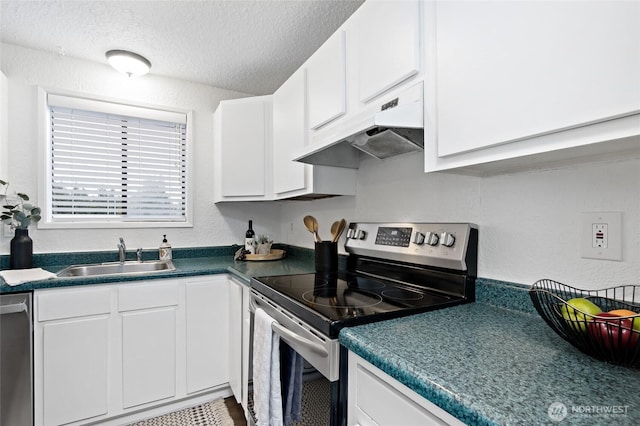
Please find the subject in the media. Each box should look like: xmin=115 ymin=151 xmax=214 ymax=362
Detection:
xmin=413 ymin=232 xmax=425 ymax=245
xmin=346 ymin=228 xmax=355 ymax=239
xmin=441 ymin=232 xmax=455 ymax=247
xmin=425 ymin=232 xmax=439 ymax=246
xmin=356 ymin=229 xmax=367 ymax=240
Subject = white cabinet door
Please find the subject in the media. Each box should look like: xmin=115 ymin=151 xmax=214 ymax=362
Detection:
xmin=228 ymin=276 xmax=250 ymax=418
xmin=356 ymin=0 xmax=421 ymax=103
xmin=121 ymin=308 xmax=177 ymax=408
xmin=119 ymin=281 xmax=179 ymax=408
xmin=185 ymin=276 xmax=229 ymax=394
xmin=228 ymin=276 xmax=242 ymax=402
xmin=42 ymin=317 xmax=109 ymax=426
xmin=348 ymin=352 xmax=465 ymax=426
xmin=214 ymin=96 xmax=273 ymax=201
xmin=432 ymin=0 xmax=640 ymax=158
xmin=273 ymin=68 xmax=308 ymax=195
xmin=307 ymin=30 xmax=347 ymax=130
xmin=34 ymin=286 xmax=112 ymax=426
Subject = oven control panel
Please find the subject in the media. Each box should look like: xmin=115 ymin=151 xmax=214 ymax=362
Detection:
xmin=345 ymin=222 xmax=478 ymax=271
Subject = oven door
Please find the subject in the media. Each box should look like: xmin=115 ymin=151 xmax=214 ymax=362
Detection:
xmin=249 ymin=289 xmax=340 ymax=382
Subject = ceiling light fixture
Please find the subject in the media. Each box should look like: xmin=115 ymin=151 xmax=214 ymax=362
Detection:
xmin=105 ymin=50 xmax=151 ymax=77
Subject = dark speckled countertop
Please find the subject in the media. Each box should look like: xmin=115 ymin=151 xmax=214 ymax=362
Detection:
xmin=0 ymin=244 xmax=318 ymax=293
xmin=340 ymin=279 xmax=640 ymax=425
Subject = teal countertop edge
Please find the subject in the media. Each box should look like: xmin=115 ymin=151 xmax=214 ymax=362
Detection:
xmin=0 ymin=244 xmax=342 ymax=293
xmin=340 ymin=278 xmax=640 ymax=425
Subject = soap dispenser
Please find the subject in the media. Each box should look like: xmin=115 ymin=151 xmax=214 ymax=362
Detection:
xmin=159 ymin=235 xmax=172 ymax=261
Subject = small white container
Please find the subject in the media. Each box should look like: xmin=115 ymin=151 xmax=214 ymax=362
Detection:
xmin=159 ymin=235 xmax=172 ymax=261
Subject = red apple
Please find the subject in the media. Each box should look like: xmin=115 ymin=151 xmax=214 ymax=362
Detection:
xmin=587 ymin=313 xmax=640 ymax=351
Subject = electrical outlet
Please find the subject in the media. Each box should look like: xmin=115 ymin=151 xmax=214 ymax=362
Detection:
xmin=592 ymin=223 xmax=608 ymax=248
xmin=581 ymin=212 xmax=622 ymax=261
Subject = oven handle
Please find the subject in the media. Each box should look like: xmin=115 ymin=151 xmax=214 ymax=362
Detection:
xmin=270 ymin=322 xmax=329 ymax=358
xmin=250 ymin=294 xmax=329 ymax=358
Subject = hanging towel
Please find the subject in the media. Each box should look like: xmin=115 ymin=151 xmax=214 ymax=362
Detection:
xmin=0 ymin=268 xmax=56 ymax=286
xmin=280 ymin=342 xmax=304 ymax=426
xmin=253 ymin=308 xmax=283 ymax=426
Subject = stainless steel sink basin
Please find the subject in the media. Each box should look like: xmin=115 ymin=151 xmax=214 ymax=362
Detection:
xmin=57 ymin=260 xmax=176 ymax=278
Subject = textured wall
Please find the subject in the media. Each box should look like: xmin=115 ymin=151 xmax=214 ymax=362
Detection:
xmin=0 ymin=43 xmax=282 ymax=254
xmin=279 ymin=151 xmax=640 ymax=290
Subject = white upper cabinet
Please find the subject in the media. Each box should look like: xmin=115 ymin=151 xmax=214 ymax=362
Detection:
xmin=425 ymin=0 xmax=640 ymax=172
xmin=273 ymin=69 xmax=308 ymax=195
xmin=214 ymin=96 xmax=273 ymax=202
xmin=356 ymin=0 xmax=421 ymax=104
xmin=307 ymin=30 xmax=347 ymax=130
xmin=273 ymin=68 xmax=357 ymax=199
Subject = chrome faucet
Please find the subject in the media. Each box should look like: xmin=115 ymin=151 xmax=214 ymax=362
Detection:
xmin=118 ymin=237 xmax=126 ymax=263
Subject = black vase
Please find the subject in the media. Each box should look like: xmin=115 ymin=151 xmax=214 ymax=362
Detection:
xmin=10 ymin=228 xmax=33 ymax=269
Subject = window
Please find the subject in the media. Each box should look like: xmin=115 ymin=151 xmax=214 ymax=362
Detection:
xmin=45 ymin=94 xmax=189 ymax=226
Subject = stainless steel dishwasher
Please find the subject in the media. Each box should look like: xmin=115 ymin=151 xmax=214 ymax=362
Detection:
xmin=1 ymin=292 xmax=33 ymax=426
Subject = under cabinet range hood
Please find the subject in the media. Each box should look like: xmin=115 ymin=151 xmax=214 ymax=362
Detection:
xmin=294 ymin=82 xmax=424 ymax=168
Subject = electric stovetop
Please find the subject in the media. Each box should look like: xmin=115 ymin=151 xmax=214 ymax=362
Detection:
xmin=251 ymin=271 xmax=467 ymax=338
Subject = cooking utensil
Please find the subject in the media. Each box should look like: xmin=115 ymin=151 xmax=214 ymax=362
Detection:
xmin=330 ymin=221 xmax=340 ymax=242
xmin=333 ymin=218 xmax=347 ymax=242
xmin=303 ymin=215 xmax=321 ymax=242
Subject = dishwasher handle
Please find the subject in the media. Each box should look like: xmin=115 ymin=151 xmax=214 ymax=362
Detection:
xmin=0 ymin=301 xmax=28 ymax=316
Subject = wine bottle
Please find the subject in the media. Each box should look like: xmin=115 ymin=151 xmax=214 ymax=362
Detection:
xmin=245 ymin=220 xmax=255 ymax=254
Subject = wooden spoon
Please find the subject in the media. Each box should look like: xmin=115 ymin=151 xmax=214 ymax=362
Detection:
xmin=303 ymin=215 xmax=321 ymax=242
xmin=330 ymin=221 xmax=340 ymax=242
xmin=333 ymin=218 xmax=347 ymax=242
xmin=312 ymin=217 xmax=321 ymax=242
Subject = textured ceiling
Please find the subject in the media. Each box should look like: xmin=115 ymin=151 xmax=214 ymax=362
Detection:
xmin=0 ymin=0 xmax=364 ymax=95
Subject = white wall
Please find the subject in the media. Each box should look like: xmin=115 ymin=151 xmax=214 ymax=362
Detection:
xmin=0 ymin=71 xmax=8 ymax=179
xmin=0 ymin=43 xmax=282 ymax=254
xmin=279 ymin=151 xmax=640 ymax=289
xmin=2 ymin=43 xmax=638 ymax=290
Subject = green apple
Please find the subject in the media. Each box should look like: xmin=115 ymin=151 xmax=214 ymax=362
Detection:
xmin=560 ymin=297 xmax=602 ymax=332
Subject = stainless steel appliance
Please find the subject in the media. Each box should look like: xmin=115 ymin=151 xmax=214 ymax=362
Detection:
xmin=1 ymin=292 xmax=33 ymax=426
xmin=294 ymin=83 xmax=424 ymax=168
xmin=250 ymin=222 xmax=478 ymax=426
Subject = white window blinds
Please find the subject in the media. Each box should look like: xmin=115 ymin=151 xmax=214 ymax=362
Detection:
xmin=48 ymin=95 xmax=187 ymax=222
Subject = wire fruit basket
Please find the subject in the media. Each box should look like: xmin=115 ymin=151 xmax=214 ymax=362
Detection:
xmin=529 ymin=279 xmax=640 ymax=368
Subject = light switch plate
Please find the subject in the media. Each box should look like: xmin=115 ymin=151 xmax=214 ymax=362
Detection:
xmin=580 ymin=212 xmax=622 ymax=261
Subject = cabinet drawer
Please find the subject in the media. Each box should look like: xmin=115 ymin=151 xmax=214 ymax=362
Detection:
xmin=36 ymin=287 xmax=112 ymax=322
xmin=349 ymin=353 xmax=464 ymax=426
xmin=118 ymin=281 xmax=178 ymax=312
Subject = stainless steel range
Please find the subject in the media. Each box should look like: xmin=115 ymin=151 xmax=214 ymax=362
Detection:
xmin=249 ymin=222 xmax=478 ymax=426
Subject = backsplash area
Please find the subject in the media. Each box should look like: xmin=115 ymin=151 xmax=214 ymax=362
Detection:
xmin=278 ymin=152 xmax=640 ymax=292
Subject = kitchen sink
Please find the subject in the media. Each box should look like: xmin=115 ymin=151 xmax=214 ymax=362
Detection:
xmin=56 ymin=260 xmax=176 ymax=278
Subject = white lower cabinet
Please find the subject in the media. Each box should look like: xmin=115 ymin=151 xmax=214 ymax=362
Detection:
xmin=42 ymin=316 xmax=110 ymax=426
xmin=185 ymin=276 xmax=230 ymax=394
xmin=35 ymin=286 xmax=111 ymax=426
xmin=119 ymin=281 xmax=179 ymax=409
xmin=227 ymin=275 xmax=250 ymax=419
xmin=348 ymin=352 xmax=464 ymax=426
xmin=34 ymin=276 xmax=231 ymax=426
